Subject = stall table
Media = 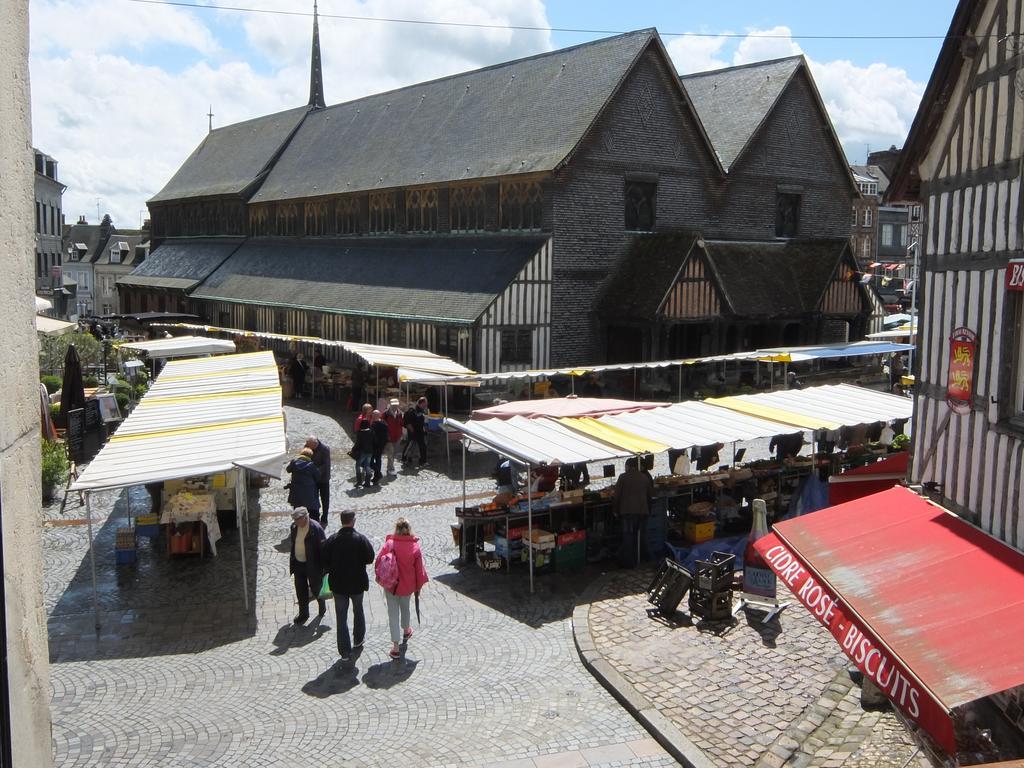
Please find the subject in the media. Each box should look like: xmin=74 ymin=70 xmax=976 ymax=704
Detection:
xmin=161 ymin=491 xmax=221 ymax=556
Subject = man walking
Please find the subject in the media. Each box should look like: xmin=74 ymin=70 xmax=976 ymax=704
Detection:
xmin=323 ymin=510 xmax=375 ymax=661
xmin=289 ymin=508 xmax=327 ymax=624
xmin=405 ymin=396 xmax=429 ymax=466
xmin=305 ymin=435 xmax=331 ymax=526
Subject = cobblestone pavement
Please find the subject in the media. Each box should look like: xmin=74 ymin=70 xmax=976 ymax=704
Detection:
xmin=45 ymin=402 xmax=677 ymax=767
xmin=582 ymin=568 xmax=934 ymax=768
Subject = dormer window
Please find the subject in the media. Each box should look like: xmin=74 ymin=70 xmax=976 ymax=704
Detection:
xmin=110 ymin=242 xmax=128 ymax=264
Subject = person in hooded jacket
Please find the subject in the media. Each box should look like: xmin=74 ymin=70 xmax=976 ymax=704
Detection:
xmin=379 ymin=517 xmax=429 ymax=659
xmin=286 ymin=447 xmax=321 ymax=519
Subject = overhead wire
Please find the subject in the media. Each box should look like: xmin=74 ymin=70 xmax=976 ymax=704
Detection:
xmin=123 ymin=0 xmax=961 ymax=41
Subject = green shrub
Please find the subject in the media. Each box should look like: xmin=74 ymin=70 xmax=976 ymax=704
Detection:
xmin=41 ymin=375 xmax=62 ymax=394
xmin=115 ymin=392 xmax=130 ymax=412
xmin=83 ymin=374 xmax=99 ymax=387
xmin=132 ymin=383 xmax=147 ymax=400
xmin=38 ymin=333 xmax=102 ymax=374
xmin=41 ymin=438 xmax=70 ymax=489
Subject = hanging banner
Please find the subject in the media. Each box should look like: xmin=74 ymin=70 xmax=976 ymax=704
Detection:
xmin=1007 ymin=259 xmax=1024 ymax=292
xmin=946 ymin=327 xmax=977 ymax=414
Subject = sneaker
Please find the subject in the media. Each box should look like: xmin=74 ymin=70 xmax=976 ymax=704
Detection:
xmin=403 ymin=627 xmax=414 ymax=641
xmin=389 ymin=648 xmax=401 ymax=659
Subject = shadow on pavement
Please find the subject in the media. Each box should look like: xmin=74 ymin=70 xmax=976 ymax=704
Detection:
xmin=270 ymin=616 xmax=331 ymax=655
xmin=362 ymin=658 xmax=419 ymax=689
xmin=47 ymin=485 xmax=264 ymax=661
xmin=302 ymin=660 xmax=361 ymax=698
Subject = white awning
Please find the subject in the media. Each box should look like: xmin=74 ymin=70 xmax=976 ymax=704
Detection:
xmin=35 ymin=315 xmax=77 ymax=336
xmin=446 ymin=415 xmax=631 ymax=466
xmin=35 ymin=295 xmax=53 ymax=312
xmin=706 ymin=383 xmax=914 ymax=431
xmin=71 ymin=351 xmax=286 ymax=491
xmin=598 ymin=400 xmax=804 ymax=449
xmin=119 ymin=335 xmax=236 ymax=359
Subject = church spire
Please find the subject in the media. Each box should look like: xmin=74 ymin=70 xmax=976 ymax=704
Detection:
xmin=308 ymin=1 xmax=326 ymax=109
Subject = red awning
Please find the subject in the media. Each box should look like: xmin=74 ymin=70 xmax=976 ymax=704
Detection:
xmin=755 ymin=486 xmax=1024 ymax=753
xmin=827 ymin=452 xmax=908 ymax=506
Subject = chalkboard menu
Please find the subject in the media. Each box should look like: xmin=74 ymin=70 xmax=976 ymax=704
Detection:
xmin=66 ymin=408 xmax=85 ymax=463
xmin=84 ymin=399 xmax=101 ymax=430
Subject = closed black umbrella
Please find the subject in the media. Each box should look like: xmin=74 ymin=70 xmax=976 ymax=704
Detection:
xmin=59 ymin=344 xmax=86 ymax=421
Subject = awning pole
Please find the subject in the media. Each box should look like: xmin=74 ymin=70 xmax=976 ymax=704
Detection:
xmin=461 ymin=441 xmax=467 ymax=514
xmin=527 ymin=462 xmax=534 ymax=595
xmin=236 ymin=468 xmax=250 ymax=614
xmin=375 ymin=364 xmax=379 ymax=407
xmin=444 ymin=385 xmax=451 ymax=465
xmin=85 ymin=493 xmax=100 ymax=632
xmin=633 ymin=369 xmax=637 ymax=400
xmin=677 ymin=364 xmax=682 ymax=402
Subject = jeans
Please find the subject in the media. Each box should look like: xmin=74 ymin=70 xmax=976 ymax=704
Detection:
xmin=384 ymin=591 xmax=411 ymax=645
xmin=293 ymin=562 xmax=325 ymax=617
xmin=414 ymin=431 xmax=427 ymax=463
xmin=355 ymin=453 xmax=373 ymax=485
xmin=371 ymin=452 xmax=383 ymax=482
xmin=333 ymin=592 xmax=365 ymax=656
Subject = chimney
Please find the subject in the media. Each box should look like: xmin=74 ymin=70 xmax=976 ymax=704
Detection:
xmin=77 ymin=215 xmax=87 ymax=225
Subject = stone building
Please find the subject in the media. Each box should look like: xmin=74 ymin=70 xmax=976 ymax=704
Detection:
xmin=126 ymin=18 xmax=872 ymax=371
xmin=33 ymin=148 xmax=65 ymax=297
xmin=63 ymin=214 xmax=144 ymax=318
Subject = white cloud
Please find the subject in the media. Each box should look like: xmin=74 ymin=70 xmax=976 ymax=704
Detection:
xmin=29 ymin=0 xmax=551 ymax=229
xmin=666 ymin=25 xmax=925 ymax=165
xmin=666 ymin=33 xmax=730 ymax=75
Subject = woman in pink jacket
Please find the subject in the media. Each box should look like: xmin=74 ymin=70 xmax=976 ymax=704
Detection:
xmin=381 ymin=517 xmax=429 ymax=659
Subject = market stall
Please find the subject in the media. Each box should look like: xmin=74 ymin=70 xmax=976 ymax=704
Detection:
xmin=69 ymin=351 xmax=287 ymax=627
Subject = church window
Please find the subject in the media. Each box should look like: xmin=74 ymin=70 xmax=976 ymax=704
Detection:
xmin=406 ymin=188 xmax=439 ymax=233
xmin=336 ymin=196 xmax=361 ymax=235
xmin=624 ymin=181 xmax=657 ymax=231
xmin=369 ymin=192 xmax=396 ymax=234
xmin=775 ymin=193 xmax=801 ymax=238
xmin=304 ymin=201 xmax=329 ymax=236
xmin=275 ymin=203 xmax=299 ymax=236
xmin=500 ymin=180 xmax=542 ymax=231
xmin=450 ymin=183 xmax=486 ymax=232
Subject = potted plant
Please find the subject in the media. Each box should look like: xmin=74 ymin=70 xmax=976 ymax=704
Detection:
xmin=41 ymin=438 xmax=70 ymax=504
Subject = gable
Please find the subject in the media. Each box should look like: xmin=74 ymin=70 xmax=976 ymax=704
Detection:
xmin=817 ymin=248 xmax=870 ymax=316
xmin=659 ymin=251 xmax=726 ymax=319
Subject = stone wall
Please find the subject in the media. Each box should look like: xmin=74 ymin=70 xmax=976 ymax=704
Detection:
xmin=0 ymin=1 xmax=56 ymax=764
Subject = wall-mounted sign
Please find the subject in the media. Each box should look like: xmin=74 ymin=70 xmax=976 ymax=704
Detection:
xmin=947 ymin=327 xmax=977 ymax=414
xmin=1007 ymin=259 xmax=1024 ymax=292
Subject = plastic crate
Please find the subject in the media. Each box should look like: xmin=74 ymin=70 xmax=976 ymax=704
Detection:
xmin=555 ymin=542 xmax=586 ymax=572
xmin=115 ymin=548 xmax=137 ymax=565
xmin=135 ymin=516 xmax=161 ymax=539
xmin=646 ymin=559 xmax=692 ymax=616
xmin=688 ymin=587 xmax=733 ymax=621
xmin=694 ymin=552 xmax=736 ymax=592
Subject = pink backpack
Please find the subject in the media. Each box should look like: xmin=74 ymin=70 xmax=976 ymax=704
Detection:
xmin=375 ymin=541 xmax=399 ymax=593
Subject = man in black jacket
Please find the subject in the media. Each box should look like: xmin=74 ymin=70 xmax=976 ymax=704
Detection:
xmin=305 ymin=435 xmax=331 ymax=525
xmin=323 ymin=510 xmax=375 ymax=660
xmin=289 ymin=508 xmax=327 ymax=624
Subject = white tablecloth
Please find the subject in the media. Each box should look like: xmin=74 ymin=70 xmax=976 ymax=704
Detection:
xmin=160 ymin=491 xmax=222 ymax=555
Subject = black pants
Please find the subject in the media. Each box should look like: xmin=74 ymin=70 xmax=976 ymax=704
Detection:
xmin=371 ymin=452 xmax=383 ymax=481
xmin=333 ymin=592 xmax=365 ymax=656
xmin=350 ymin=385 xmax=364 ymax=411
xmin=414 ymin=431 xmax=427 ymax=463
xmin=293 ymin=561 xmax=325 ymax=618
xmin=317 ymin=481 xmax=330 ymax=522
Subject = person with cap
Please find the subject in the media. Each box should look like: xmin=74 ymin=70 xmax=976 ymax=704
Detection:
xmin=288 ymin=508 xmax=327 ymax=624
xmin=382 ymin=399 xmax=404 ymax=475
xmin=286 ymin=447 xmax=321 ymax=521
xmin=304 ymin=436 xmax=331 ymax=526
xmin=353 ymin=418 xmax=375 ymax=488
xmin=323 ymin=510 xmax=374 ymax=661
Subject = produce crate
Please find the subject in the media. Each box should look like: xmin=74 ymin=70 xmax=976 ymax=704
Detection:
xmin=684 ymin=520 xmax=716 ymax=544
xmin=688 ymin=587 xmax=733 ymax=621
xmin=521 ymin=548 xmax=554 ymax=570
xmin=115 ymin=548 xmax=136 ymax=565
xmin=476 ymin=550 xmax=504 ymax=571
xmin=555 ymin=541 xmax=586 ymax=572
xmin=556 ymin=529 xmax=585 ymax=546
xmin=135 ymin=515 xmax=160 ymax=539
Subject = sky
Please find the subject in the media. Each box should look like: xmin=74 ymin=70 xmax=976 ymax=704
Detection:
xmin=29 ymin=0 xmax=959 ymax=231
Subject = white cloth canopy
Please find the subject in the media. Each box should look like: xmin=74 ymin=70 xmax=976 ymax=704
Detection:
xmin=706 ymin=383 xmax=914 ymax=431
xmin=71 ymin=351 xmax=286 ymax=491
xmin=35 ymin=295 xmax=53 ymax=312
xmin=119 ymin=335 xmax=236 ymax=359
xmin=447 ymin=415 xmax=631 ymax=466
xmin=598 ymin=400 xmax=803 ymax=449
xmin=756 ymin=340 xmax=913 ymax=362
xmin=35 ymin=314 xmax=77 ymax=336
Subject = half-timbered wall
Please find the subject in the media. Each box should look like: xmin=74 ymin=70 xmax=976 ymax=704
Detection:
xmin=911 ymin=0 xmax=1024 ymax=550
xmin=478 ymin=239 xmax=552 ymax=371
xmin=819 ymin=271 xmax=864 ymax=316
xmin=660 ymin=255 xmax=722 ymax=319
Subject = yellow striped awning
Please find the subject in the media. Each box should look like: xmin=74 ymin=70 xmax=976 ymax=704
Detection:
xmin=559 ymin=417 xmax=671 ymax=454
xmin=705 ymin=396 xmax=840 ymax=430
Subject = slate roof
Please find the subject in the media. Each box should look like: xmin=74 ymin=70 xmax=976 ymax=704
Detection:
xmin=598 ymin=233 xmax=701 ymax=320
xmin=249 ymin=30 xmax=657 ymax=203
xmin=118 ymin=238 xmax=244 ymax=290
xmin=63 ymin=223 xmax=106 ymax=262
xmin=702 ymin=239 xmax=853 ymax=317
xmin=681 ymin=56 xmax=802 ymax=171
xmin=191 ymin=236 xmax=548 ymax=322
xmin=93 ymin=234 xmax=146 ymax=267
xmin=149 ymin=107 xmax=309 ymax=203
